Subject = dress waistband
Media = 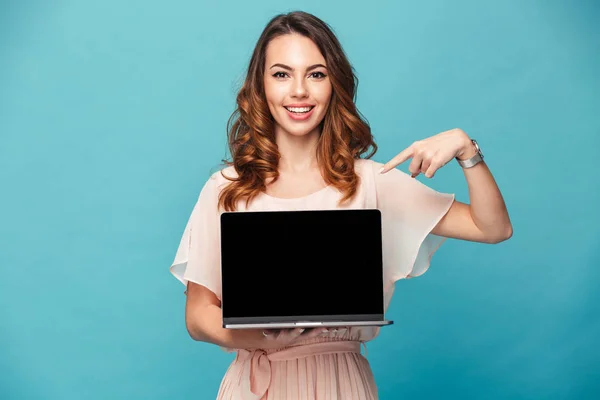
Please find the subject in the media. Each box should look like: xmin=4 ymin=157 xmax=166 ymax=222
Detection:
xmin=235 ymin=340 xmax=365 ymax=400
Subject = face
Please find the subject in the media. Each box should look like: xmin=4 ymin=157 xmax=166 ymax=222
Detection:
xmin=263 ymin=34 xmax=332 ymax=138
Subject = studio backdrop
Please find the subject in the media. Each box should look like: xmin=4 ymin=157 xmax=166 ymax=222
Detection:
xmin=1 ymin=1 xmax=598 ymax=399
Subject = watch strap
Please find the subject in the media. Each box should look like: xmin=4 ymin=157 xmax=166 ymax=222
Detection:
xmin=456 ymin=139 xmax=484 ymax=168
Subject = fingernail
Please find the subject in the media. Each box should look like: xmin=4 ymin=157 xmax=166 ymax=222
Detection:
xmin=298 ymin=328 xmax=305 ymax=333
xmin=378 ymin=167 xmax=384 ymax=174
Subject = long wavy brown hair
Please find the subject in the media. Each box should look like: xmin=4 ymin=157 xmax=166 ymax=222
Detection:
xmin=218 ymin=11 xmax=377 ymax=211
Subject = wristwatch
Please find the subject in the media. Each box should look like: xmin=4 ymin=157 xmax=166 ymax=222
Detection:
xmin=456 ymin=139 xmax=484 ymax=168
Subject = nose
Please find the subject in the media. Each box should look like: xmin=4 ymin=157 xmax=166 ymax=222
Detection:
xmin=291 ymin=78 xmax=308 ymax=98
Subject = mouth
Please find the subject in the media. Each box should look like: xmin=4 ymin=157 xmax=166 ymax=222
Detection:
xmin=283 ymin=106 xmax=315 ymax=114
xmin=283 ymin=105 xmax=316 ymax=121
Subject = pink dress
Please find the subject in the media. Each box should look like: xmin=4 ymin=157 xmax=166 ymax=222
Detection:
xmin=170 ymin=158 xmax=455 ymax=399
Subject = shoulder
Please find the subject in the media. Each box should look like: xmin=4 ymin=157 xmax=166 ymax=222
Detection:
xmin=355 ymin=157 xmax=425 ymax=197
xmin=206 ymin=165 xmax=238 ymax=191
xmin=354 ymin=158 xmax=385 ymax=179
xmin=190 ymin=166 xmax=237 ymax=202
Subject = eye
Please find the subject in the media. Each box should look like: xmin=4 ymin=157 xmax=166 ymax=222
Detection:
xmin=272 ymin=71 xmax=288 ymax=79
xmin=310 ymin=71 xmax=327 ymax=79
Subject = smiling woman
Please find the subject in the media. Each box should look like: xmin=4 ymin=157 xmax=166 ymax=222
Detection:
xmin=169 ymin=9 xmax=512 ymax=400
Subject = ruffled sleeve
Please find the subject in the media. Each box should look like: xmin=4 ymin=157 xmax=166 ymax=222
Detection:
xmin=373 ymin=163 xmax=455 ymax=285
xmin=169 ymin=175 xmax=222 ymax=300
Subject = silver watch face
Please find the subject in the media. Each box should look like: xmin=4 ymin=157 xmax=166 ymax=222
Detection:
xmin=472 ymin=139 xmax=483 ymax=158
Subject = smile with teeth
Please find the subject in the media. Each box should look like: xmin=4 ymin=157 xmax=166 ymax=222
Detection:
xmin=284 ymin=106 xmax=315 ymax=114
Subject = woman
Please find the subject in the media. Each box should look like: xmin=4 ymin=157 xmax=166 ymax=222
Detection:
xmin=170 ymin=11 xmax=512 ymax=400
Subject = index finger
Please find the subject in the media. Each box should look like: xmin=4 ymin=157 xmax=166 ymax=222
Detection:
xmin=379 ymin=146 xmax=414 ymax=174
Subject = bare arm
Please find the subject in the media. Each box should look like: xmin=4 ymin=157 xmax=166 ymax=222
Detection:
xmin=185 ymin=282 xmax=265 ymax=349
xmin=380 ymin=128 xmax=513 ymax=244
xmin=431 ymin=136 xmax=513 ymax=244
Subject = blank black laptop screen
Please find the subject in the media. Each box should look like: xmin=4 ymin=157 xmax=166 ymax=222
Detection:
xmin=220 ymin=209 xmax=384 ymax=319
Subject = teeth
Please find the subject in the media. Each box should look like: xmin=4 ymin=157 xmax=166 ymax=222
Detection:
xmin=285 ymin=106 xmax=313 ymax=113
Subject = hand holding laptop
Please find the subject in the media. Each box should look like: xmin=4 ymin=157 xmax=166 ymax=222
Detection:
xmin=261 ymin=327 xmax=348 ymax=348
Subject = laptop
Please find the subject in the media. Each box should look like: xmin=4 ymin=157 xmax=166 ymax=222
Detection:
xmin=219 ymin=209 xmax=393 ymax=329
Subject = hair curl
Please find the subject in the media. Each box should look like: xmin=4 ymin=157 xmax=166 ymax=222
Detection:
xmin=218 ymin=11 xmax=377 ymax=211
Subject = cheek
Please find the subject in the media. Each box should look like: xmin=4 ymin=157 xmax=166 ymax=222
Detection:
xmin=263 ymin=82 xmax=274 ymax=103
xmin=264 ymin=82 xmax=285 ymax=105
xmin=315 ymin=83 xmax=333 ymax=105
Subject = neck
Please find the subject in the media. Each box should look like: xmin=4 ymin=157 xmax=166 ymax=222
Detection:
xmin=274 ymin=125 xmax=321 ymax=173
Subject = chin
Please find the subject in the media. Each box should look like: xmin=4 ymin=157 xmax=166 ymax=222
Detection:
xmin=281 ymin=125 xmax=320 ymax=137
xmin=274 ymin=114 xmax=326 ymax=138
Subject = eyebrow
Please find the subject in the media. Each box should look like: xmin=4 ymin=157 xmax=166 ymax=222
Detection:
xmin=269 ymin=63 xmax=327 ymax=72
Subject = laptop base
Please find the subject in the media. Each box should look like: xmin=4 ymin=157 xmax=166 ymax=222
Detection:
xmin=224 ymin=320 xmax=393 ymax=329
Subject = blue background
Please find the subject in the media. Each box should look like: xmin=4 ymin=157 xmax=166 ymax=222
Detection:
xmin=1 ymin=1 xmax=598 ymax=399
